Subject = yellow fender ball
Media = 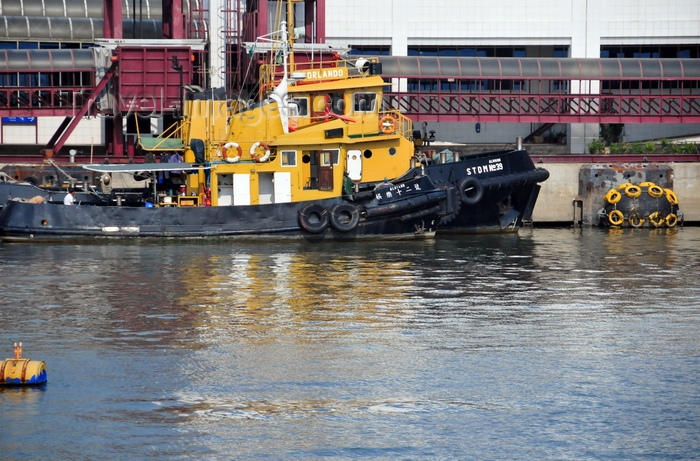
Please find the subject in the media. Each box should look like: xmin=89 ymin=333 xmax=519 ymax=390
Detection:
xmin=625 ymin=184 xmax=642 ymax=198
xmin=628 ymin=213 xmax=644 ymax=228
xmin=665 ymin=189 xmax=679 ymax=205
xmin=665 ymin=213 xmax=678 ymax=228
xmin=648 ymin=185 xmax=664 ymax=198
xmin=648 ymin=212 xmax=665 ymax=228
xmin=604 ymin=189 xmax=622 ymax=204
xmin=608 ymin=209 xmax=624 ymax=226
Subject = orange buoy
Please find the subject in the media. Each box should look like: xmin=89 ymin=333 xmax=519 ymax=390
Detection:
xmin=1 ymin=343 xmax=47 ymax=385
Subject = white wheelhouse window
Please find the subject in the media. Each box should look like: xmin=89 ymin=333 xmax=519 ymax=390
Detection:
xmin=281 ymin=150 xmax=297 ymax=167
xmin=319 ymin=149 xmax=340 ymax=166
xmin=354 ymin=92 xmax=377 ymax=113
xmin=288 ymin=97 xmax=309 ymax=116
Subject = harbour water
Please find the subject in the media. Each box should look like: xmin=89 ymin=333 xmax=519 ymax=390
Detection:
xmin=1 ymin=227 xmax=699 ymax=460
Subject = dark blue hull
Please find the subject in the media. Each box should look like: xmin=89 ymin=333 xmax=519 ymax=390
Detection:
xmin=418 ymin=148 xmax=549 ymax=233
xmin=0 ymin=177 xmax=447 ymax=242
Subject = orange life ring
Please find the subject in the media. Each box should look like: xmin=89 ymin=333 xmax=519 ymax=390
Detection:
xmin=379 ymin=115 xmax=398 ymax=134
xmin=223 ymin=142 xmax=242 ymax=163
xmin=250 ymin=141 xmax=271 ymax=163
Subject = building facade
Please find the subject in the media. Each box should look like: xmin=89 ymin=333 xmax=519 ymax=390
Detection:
xmin=1 ymin=0 xmax=699 ymax=155
xmin=325 ymin=0 xmax=700 ymax=152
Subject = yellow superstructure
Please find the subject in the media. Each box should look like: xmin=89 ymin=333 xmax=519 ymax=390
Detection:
xmin=165 ymin=60 xmax=416 ymax=209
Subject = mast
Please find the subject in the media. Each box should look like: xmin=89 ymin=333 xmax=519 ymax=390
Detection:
xmin=286 ymin=0 xmax=296 ymax=70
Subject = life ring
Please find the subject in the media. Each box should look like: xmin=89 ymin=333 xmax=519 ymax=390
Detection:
xmin=647 ymin=184 xmax=664 ymax=198
xmin=379 ymin=115 xmax=398 ymax=135
xmin=250 ymin=141 xmax=271 ymax=163
xmin=665 ymin=189 xmax=679 ymax=205
xmin=648 ymin=211 xmax=665 ymax=227
xmin=223 ymin=141 xmax=242 ymax=163
xmin=665 ymin=213 xmax=678 ymax=228
xmin=624 ymin=184 xmax=642 ymax=198
xmin=628 ymin=213 xmax=644 ymax=228
xmin=459 ymin=177 xmax=484 ymax=205
xmin=604 ymin=189 xmax=622 ymax=204
xmin=298 ymin=204 xmax=329 ymax=233
xmin=608 ymin=209 xmax=624 ymax=226
xmin=329 ymin=203 xmax=360 ymax=232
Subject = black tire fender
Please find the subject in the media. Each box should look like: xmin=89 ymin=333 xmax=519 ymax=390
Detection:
xmin=298 ymin=204 xmax=329 ymax=233
xmin=329 ymin=203 xmax=360 ymax=232
xmin=459 ymin=176 xmax=484 ymax=205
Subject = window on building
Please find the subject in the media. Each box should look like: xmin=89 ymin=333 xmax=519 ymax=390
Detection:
xmin=601 ymin=44 xmax=700 ymax=59
xmin=407 ymin=45 xmax=566 ymax=58
xmin=348 ymin=46 xmax=391 ymax=56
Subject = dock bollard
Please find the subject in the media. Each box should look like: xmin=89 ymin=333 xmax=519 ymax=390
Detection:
xmin=0 ymin=342 xmax=47 ymax=385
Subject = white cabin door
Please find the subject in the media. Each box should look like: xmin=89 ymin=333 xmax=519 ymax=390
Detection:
xmin=233 ymin=174 xmax=251 ymax=206
xmin=274 ymin=172 xmax=292 ymax=203
xmin=347 ymin=149 xmax=362 ymax=181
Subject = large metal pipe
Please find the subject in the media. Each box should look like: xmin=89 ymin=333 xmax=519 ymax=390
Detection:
xmin=0 ymin=16 xmax=162 ymax=40
xmin=375 ymin=56 xmax=700 ymax=80
xmin=0 ymin=0 xmax=162 ymax=19
xmin=0 ymin=49 xmax=96 ymax=71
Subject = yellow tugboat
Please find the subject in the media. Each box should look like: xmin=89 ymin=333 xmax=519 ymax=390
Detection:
xmin=0 ymin=1 xmax=548 ymax=241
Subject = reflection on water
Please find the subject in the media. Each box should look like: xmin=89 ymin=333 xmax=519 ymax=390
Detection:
xmin=1 ymin=228 xmax=699 ymax=460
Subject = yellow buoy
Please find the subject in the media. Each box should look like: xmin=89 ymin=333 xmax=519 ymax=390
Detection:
xmin=0 ymin=343 xmax=47 ymax=385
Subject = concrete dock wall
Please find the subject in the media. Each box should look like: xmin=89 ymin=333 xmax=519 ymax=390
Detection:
xmin=533 ymin=162 xmax=700 ymax=225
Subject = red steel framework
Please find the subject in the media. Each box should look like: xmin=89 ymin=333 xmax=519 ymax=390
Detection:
xmin=0 ymin=0 xmax=699 ymax=161
xmin=382 ymin=84 xmax=700 ymax=124
xmin=2 ymin=59 xmax=698 ymax=124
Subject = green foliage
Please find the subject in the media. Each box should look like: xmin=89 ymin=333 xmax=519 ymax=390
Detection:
xmin=630 ymin=142 xmax=645 ymax=154
xmin=644 ymin=141 xmax=656 ymax=154
xmin=680 ymin=143 xmax=698 ymax=154
xmin=610 ymin=142 xmax=630 ymax=154
xmin=588 ymin=139 xmax=605 ymax=154
xmin=659 ymin=138 xmax=672 ymax=153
